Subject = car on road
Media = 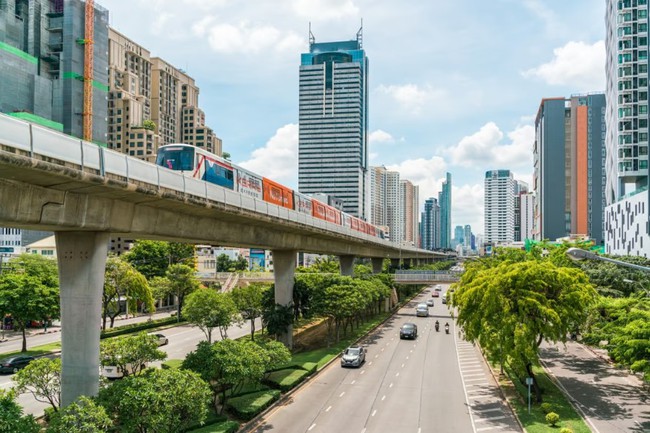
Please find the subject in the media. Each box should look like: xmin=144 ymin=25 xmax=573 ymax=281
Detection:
xmin=442 ymin=296 xmax=448 ymax=304
xmin=400 ymin=323 xmax=418 ymax=339
xmin=340 ymin=346 xmax=366 ymax=368
xmin=0 ymin=355 xmax=35 ymax=374
xmin=431 ymin=290 xmax=440 ymax=298
xmin=426 ymin=299 xmax=435 ymax=307
xmin=152 ymin=333 xmax=168 ymax=346
xmin=434 ymin=285 xmax=443 ymax=292
xmin=416 ymin=303 xmax=429 ymax=317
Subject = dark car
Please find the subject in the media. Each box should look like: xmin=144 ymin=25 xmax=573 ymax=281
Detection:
xmin=400 ymin=323 xmax=418 ymax=340
xmin=340 ymin=346 xmax=366 ymax=368
xmin=0 ymin=355 xmax=35 ymax=374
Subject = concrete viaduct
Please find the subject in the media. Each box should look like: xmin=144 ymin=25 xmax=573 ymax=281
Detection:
xmin=0 ymin=113 xmax=452 ymax=406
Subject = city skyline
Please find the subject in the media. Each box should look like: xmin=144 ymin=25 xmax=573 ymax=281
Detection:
xmin=75 ymin=1 xmax=605 ymax=233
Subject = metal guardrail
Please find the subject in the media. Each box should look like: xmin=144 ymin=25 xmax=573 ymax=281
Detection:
xmin=393 ymin=271 xmax=461 ymax=282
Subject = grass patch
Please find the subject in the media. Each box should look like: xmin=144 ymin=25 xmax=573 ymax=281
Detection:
xmin=161 ymin=359 xmax=183 ymax=369
xmin=263 ymin=368 xmax=310 ymax=392
xmin=226 ymin=389 xmax=281 ymax=421
xmin=0 ymin=342 xmax=61 ymax=358
xmin=225 ymin=380 xmax=270 ymax=399
xmin=500 ymin=363 xmax=591 ymax=433
xmin=188 ymin=421 xmax=239 ymax=433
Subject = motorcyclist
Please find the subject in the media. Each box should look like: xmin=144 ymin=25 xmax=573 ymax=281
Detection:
xmin=444 ymin=322 xmax=450 ymax=334
xmin=435 ymin=320 xmax=440 ymax=332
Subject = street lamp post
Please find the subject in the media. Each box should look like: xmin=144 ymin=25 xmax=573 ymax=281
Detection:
xmin=565 ymin=248 xmax=650 ymax=296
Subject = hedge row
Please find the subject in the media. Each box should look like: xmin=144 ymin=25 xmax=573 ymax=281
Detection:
xmin=263 ymin=368 xmax=311 ymax=392
xmin=188 ymin=420 xmax=240 ymax=433
xmin=100 ymin=316 xmax=185 ymax=339
xmin=226 ymin=390 xmax=281 ymax=421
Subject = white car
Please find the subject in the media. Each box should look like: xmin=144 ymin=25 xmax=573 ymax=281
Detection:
xmin=101 ymin=359 xmax=148 ymax=379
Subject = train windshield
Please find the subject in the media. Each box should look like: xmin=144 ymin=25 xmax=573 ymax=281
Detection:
xmin=156 ymin=146 xmax=195 ymax=171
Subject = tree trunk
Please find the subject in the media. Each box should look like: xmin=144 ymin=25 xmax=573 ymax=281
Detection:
xmin=250 ymin=318 xmax=256 ymax=341
xmin=21 ymin=327 xmax=27 ymax=352
xmin=109 ymin=315 xmax=116 ymax=329
xmin=525 ymin=362 xmax=543 ymax=403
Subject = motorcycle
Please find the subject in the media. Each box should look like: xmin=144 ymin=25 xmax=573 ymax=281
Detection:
xmin=435 ymin=322 xmax=439 ymax=332
xmin=444 ymin=323 xmax=450 ymax=334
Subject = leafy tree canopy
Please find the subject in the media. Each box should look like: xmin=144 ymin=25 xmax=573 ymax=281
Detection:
xmin=46 ymin=396 xmax=112 ymax=433
xmin=0 ymin=388 xmax=40 ymax=433
xmin=183 ymin=288 xmax=238 ymax=343
xmin=13 ymin=357 xmax=61 ymax=411
xmin=100 ymin=332 xmax=167 ymax=377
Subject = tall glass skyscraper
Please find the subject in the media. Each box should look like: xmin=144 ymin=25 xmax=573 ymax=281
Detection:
xmin=605 ymin=0 xmax=650 ymax=256
xmin=439 ymin=173 xmax=452 ymax=249
xmin=420 ymin=197 xmax=440 ymax=250
xmin=298 ymin=28 xmax=369 ymax=219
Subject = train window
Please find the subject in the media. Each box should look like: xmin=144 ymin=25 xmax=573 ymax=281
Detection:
xmin=156 ymin=147 xmax=195 ymax=171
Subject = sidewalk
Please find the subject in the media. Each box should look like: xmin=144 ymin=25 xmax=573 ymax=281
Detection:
xmin=539 ymin=340 xmax=650 ymax=433
xmin=0 ymin=310 xmax=176 ymax=344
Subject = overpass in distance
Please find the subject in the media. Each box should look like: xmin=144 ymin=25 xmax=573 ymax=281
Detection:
xmin=0 ymin=113 xmax=454 ymax=406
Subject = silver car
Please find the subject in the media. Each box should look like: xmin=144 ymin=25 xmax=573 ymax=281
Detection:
xmin=341 ymin=346 xmax=366 ymax=368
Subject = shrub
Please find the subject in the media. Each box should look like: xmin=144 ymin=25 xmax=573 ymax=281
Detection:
xmin=301 ymin=362 xmax=317 ymax=374
xmin=161 ymin=359 xmax=183 ymax=369
xmin=226 ymin=390 xmax=280 ymax=421
xmin=263 ymin=368 xmax=310 ymax=392
xmin=540 ymin=402 xmax=553 ymax=414
xmin=546 ymin=412 xmax=560 ymax=427
xmin=189 ymin=420 xmax=240 ymax=433
xmin=559 ymin=428 xmax=573 ymax=433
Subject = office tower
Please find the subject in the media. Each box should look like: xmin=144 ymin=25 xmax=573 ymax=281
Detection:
xmin=0 ymin=0 xmax=108 ymax=142
xmin=463 ymin=225 xmax=472 ymax=249
xmin=604 ymin=1 xmax=650 ymax=256
xmin=454 ymin=225 xmax=464 ymax=246
xmin=439 ymin=173 xmax=452 ymax=249
xmin=401 ymin=180 xmax=419 ymax=246
xmin=514 ymin=180 xmax=528 ymax=241
xmin=421 ymin=198 xmax=440 ymax=250
xmin=370 ymin=167 xmax=387 ymax=228
xmin=520 ymin=192 xmax=535 ymax=241
xmin=533 ymin=95 xmax=606 ymax=244
xmin=298 ymin=27 xmax=369 ymax=218
xmin=484 ymin=170 xmax=515 ymax=243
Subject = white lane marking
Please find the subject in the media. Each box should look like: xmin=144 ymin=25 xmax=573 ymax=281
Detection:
xmin=464 ymin=373 xmax=486 ymax=377
xmin=469 ymin=394 xmax=498 ymax=400
xmin=395 ymin=372 xmax=400 ymax=377
xmin=308 ymin=424 xmax=316 ymax=431
xmin=381 ymin=395 xmax=386 ymax=401
xmin=361 ymin=429 xmax=366 ymax=433
xmin=351 ymin=380 xmax=356 ymax=385
xmin=381 ymin=348 xmax=385 ymax=352
xmin=401 ymin=363 xmax=405 ymax=368
xmin=325 ymin=405 xmax=332 ymax=412
xmin=372 ymin=409 xmax=377 ymax=417
xmin=462 ymin=368 xmax=485 ymax=373
xmin=389 ymin=382 xmax=393 ymax=388
xmin=410 ymin=350 xmax=413 ymax=353
xmin=361 ymin=370 xmax=365 ymax=375
xmin=464 ymin=377 xmax=488 ymax=382
xmin=368 ymin=361 xmax=373 ymax=365
xmin=418 ymin=428 xmax=421 ymax=433
xmin=339 ymin=392 xmax=345 ymax=397
xmin=406 ymin=356 xmax=409 ymax=360
xmin=375 ymin=355 xmax=379 ymax=359
xmin=455 ymin=322 xmax=478 ymax=433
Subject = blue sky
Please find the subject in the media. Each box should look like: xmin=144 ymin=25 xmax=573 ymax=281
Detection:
xmin=101 ymin=0 xmax=606 ymax=235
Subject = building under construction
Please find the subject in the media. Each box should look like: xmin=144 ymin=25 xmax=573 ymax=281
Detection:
xmin=0 ymin=0 xmax=108 ymax=143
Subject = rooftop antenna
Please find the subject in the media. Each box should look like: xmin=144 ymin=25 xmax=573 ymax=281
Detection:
xmin=356 ymin=18 xmax=363 ymax=48
xmin=309 ymin=22 xmax=315 ymax=45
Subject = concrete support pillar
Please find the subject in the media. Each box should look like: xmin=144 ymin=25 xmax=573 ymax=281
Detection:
xmin=55 ymin=231 xmax=110 ymax=407
xmin=403 ymin=258 xmax=412 ymax=269
xmin=390 ymin=258 xmax=400 ymax=270
xmin=339 ymin=255 xmax=355 ymax=276
xmin=272 ymin=249 xmax=297 ymax=349
xmin=371 ymin=257 xmax=383 ymax=274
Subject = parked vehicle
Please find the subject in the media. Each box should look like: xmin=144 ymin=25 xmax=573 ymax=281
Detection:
xmin=0 ymin=355 xmax=34 ymax=374
xmin=340 ymin=346 xmax=366 ymax=368
xmin=400 ymin=323 xmax=418 ymax=339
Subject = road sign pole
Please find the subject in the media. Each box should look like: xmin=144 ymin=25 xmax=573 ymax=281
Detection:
xmin=525 ymin=377 xmax=533 ymax=413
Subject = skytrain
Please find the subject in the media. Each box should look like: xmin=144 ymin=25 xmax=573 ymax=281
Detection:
xmin=155 ymin=144 xmax=386 ymax=239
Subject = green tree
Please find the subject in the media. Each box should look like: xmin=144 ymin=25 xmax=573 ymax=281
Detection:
xmin=142 ymin=119 xmax=156 ymax=131
xmin=182 ymin=339 xmax=268 ymax=412
xmin=452 ymin=258 xmax=597 ymax=402
xmin=216 ymin=254 xmax=233 ymax=272
xmin=102 ymin=256 xmax=155 ymax=329
xmin=233 ymin=255 xmax=249 ymax=271
xmin=182 ymin=288 xmax=238 ymax=343
xmin=97 ymin=368 xmax=211 ymax=433
xmin=222 ymin=151 xmax=231 ymax=160
xmin=261 ymin=303 xmax=293 ymax=341
xmin=100 ymin=332 xmax=166 ymax=378
xmin=164 ymin=263 xmax=201 ymax=320
xmin=0 ymin=389 xmax=40 ymax=433
xmin=0 ymin=273 xmax=60 ymax=352
xmin=231 ymin=283 xmax=267 ymax=340
xmin=261 ymin=340 xmax=291 ymax=379
xmin=124 ymin=240 xmax=195 ymax=280
xmin=13 ymin=357 xmax=61 ymax=411
xmin=46 ymin=396 xmax=112 ymax=433
xmin=168 ymin=242 xmax=196 ymax=268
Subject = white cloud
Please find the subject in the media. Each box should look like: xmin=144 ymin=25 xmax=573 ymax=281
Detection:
xmin=369 ymin=129 xmax=394 ymax=144
xmin=193 ymin=18 xmax=304 ymax=54
xmin=446 ymin=122 xmax=534 ymax=170
xmin=523 ymin=40 xmax=605 ymax=91
xmin=239 ymin=123 xmax=298 ymax=186
xmin=452 ymin=184 xmax=485 ymax=236
xmin=292 ymin=0 xmax=359 ymax=20
xmin=376 ymin=83 xmax=447 ymax=115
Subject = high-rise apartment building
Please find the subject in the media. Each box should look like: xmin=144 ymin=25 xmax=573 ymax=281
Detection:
xmin=401 ymin=180 xmax=419 ymax=246
xmin=439 ymin=173 xmax=452 ymax=249
xmin=520 ymin=192 xmax=535 ymax=241
xmin=484 ymin=170 xmax=515 ymax=243
xmin=298 ymin=29 xmax=369 ymax=218
xmin=464 ymin=225 xmax=473 ymax=249
xmin=604 ymin=1 xmax=650 ymax=256
xmin=108 ymin=30 xmax=222 ymax=162
xmin=533 ymin=95 xmax=606 ymax=245
xmin=514 ymin=180 xmax=529 ymax=241
xmin=0 ymin=0 xmax=108 ymax=142
xmin=421 ymin=198 xmax=440 ymax=250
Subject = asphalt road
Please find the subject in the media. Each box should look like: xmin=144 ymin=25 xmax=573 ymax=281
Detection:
xmin=249 ymin=286 xmax=521 ymax=433
xmin=0 ymin=318 xmax=260 ymax=416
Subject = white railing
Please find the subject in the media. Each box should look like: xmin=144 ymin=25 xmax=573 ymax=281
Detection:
xmin=0 ymin=113 xmax=399 ymax=249
xmin=393 ymin=271 xmax=461 ymax=282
